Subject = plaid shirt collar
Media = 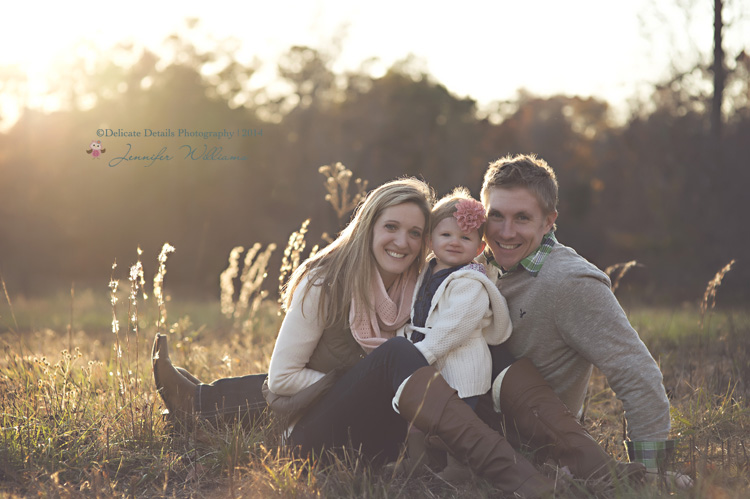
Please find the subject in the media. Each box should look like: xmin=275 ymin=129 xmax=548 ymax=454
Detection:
xmin=488 ymin=231 xmax=557 ymax=277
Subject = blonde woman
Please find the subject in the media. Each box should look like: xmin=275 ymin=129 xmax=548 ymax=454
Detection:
xmin=153 ymin=178 xmax=557 ymax=497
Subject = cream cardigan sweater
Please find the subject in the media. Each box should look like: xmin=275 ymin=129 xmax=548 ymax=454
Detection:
xmin=267 ymin=276 xmax=330 ymax=396
xmin=405 ymin=264 xmax=512 ymax=398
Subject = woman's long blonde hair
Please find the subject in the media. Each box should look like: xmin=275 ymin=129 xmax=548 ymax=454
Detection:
xmin=282 ymin=178 xmax=434 ymax=330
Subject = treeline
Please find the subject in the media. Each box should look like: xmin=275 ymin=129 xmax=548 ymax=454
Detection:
xmin=0 ymin=38 xmax=748 ymax=304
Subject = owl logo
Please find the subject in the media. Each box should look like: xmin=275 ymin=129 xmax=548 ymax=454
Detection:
xmin=86 ymin=140 xmax=106 ymax=158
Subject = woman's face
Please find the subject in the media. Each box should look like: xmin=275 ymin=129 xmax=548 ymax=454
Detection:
xmin=371 ymin=202 xmax=426 ymax=288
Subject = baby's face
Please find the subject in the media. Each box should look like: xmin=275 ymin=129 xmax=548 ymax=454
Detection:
xmin=430 ymin=217 xmax=484 ymax=272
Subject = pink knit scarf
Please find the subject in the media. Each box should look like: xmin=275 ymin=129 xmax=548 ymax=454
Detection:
xmin=349 ymin=267 xmax=417 ymax=353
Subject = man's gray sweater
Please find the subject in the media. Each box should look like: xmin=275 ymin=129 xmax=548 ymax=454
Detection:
xmin=485 ymin=243 xmax=671 ymax=441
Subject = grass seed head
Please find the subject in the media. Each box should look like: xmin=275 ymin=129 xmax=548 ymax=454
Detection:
xmin=700 ymin=259 xmax=736 ymax=326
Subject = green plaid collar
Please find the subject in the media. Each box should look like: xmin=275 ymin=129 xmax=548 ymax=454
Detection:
xmin=488 ymin=231 xmax=557 ymax=277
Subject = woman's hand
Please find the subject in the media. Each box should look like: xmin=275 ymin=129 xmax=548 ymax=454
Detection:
xmin=263 ymin=368 xmax=345 ymax=420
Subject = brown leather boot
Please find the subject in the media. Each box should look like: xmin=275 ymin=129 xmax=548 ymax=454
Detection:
xmin=152 ymin=333 xmax=197 ymax=422
xmin=437 ymin=454 xmax=473 ymax=483
xmin=499 ymin=358 xmax=645 ymax=485
xmin=397 ymin=366 xmax=557 ymax=498
xmin=385 ymin=428 xmax=432 ymax=477
xmin=176 ymin=366 xmax=203 ymax=385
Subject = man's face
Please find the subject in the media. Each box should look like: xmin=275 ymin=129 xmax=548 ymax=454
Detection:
xmin=484 ymin=187 xmax=557 ymax=270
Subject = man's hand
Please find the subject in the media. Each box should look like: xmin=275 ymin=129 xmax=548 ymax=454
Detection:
xmin=645 ymin=469 xmax=694 ymax=489
xmin=626 ymin=440 xmax=693 ymax=490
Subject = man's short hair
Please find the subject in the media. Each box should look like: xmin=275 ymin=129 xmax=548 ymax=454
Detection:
xmin=481 ymin=153 xmax=559 ymax=215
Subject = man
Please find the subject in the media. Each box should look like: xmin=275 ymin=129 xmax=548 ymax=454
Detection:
xmin=478 ymin=153 xmax=690 ymax=487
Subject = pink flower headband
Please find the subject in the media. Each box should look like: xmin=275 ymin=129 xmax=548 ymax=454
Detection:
xmin=453 ymin=199 xmax=486 ymax=233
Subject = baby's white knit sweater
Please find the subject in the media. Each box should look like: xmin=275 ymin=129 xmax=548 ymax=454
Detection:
xmin=406 ymin=265 xmax=512 ymax=398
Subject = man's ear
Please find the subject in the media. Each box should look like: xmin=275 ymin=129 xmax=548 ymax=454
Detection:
xmin=475 ymin=241 xmax=486 ymax=258
xmin=545 ymin=210 xmax=558 ymax=232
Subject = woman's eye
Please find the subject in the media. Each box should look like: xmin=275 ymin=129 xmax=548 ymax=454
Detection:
xmin=385 ymin=223 xmax=397 ymax=230
xmin=410 ymin=230 xmax=422 ymax=238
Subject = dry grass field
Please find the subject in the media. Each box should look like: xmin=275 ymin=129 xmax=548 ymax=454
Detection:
xmin=1 ymin=253 xmax=747 ymax=499
xmin=1 ymin=171 xmax=747 ymax=498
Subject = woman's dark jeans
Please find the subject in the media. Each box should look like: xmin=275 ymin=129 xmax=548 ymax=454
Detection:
xmin=193 ymin=337 xmax=428 ymax=462
xmin=288 ymin=337 xmax=428 ymax=463
xmin=194 ymin=372 xmax=269 ymax=425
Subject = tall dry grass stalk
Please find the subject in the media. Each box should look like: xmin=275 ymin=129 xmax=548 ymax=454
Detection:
xmin=1 ymin=273 xmax=21 ymax=351
xmin=108 ymin=260 xmax=124 ymax=399
xmin=153 ymin=243 xmax=175 ymax=332
xmin=127 ymin=251 xmax=146 ymax=401
xmin=319 ymin=162 xmax=368 ymax=225
xmin=700 ymin=259 xmax=736 ymax=327
xmin=1 ymin=273 xmax=19 ymax=333
xmin=220 ymin=243 xmax=277 ymax=334
xmin=220 ymin=246 xmax=246 ymax=318
xmin=236 ymin=243 xmax=277 ymax=333
xmin=67 ymin=282 xmax=74 ymax=353
xmin=278 ymin=219 xmax=318 ymax=303
xmin=108 ymin=246 xmax=166 ymax=439
xmin=604 ymin=260 xmax=640 ymax=294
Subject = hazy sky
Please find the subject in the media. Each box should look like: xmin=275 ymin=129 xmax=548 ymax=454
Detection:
xmin=1 ymin=0 xmax=743 ymax=125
